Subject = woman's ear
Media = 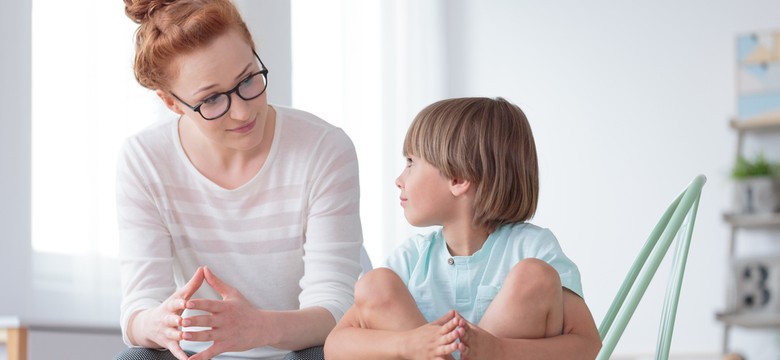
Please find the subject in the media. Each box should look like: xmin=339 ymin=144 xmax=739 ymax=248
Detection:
xmin=449 ymin=177 xmax=472 ymax=197
xmin=156 ymin=89 xmax=185 ymax=116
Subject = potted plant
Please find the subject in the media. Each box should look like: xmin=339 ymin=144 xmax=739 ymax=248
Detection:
xmin=732 ymin=153 xmax=780 ymax=214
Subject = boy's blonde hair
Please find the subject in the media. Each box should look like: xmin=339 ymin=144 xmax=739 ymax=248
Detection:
xmin=403 ymin=97 xmax=538 ymax=232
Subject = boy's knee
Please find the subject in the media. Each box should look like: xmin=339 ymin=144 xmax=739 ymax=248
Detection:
xmin=354 ymin=268 xmax=404 ymax=308
xmin=506 ymin=258 xmax=562 ymax=295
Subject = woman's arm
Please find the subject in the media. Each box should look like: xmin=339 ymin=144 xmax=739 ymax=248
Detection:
xmin=298 ymin=127 xmax=364 ymax=322
xmin=116 ymin=136 xmax=183 ymax=352
xmin=460 ymin=290 xmax=601 ymax=360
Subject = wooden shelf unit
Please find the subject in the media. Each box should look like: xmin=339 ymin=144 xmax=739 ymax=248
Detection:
xmin=718 ymin=115 xmax=780 ymax=355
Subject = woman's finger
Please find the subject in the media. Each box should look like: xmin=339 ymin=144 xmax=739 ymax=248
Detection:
xmin=177 ymin=266 xmax=205 ymax=300
xmin=186 ymin=298 xmax=224 ymax=313
xmin=165 ymin=313 xmax=183 ymax=327
xmin=163 ymin=326 xmax=183 ymax=341
xmin=184 ymin=328 xmax=218 ymax=342
xmin=165 ymin=297 xmax=187 ymax=313
xmin=181 ymin=314 xmax=212 ymax=328
xmin=168 ymin=343 xmax=190 ymax=360
xmin=203 ymin=266 xmax=234 ymax=298
xmin=187 ymin=343 xmax=222 ymax=360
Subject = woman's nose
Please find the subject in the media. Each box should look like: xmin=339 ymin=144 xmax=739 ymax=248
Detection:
xmin=228 ymin=93 xmax=251 ymax=121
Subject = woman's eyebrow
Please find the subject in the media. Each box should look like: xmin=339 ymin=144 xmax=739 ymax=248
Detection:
xmin=192 ymin=61 xmax=254 ymax=97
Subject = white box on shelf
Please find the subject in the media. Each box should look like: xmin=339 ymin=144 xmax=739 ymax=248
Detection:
xmin=729 ymin=255 xmax=780 ymax=313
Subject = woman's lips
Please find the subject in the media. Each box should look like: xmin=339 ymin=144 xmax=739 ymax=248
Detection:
xmin=229 ymin=119 xmax=256 ymax=133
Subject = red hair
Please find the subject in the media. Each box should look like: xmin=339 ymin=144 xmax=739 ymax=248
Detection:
xmin=125 ymin=0 xmax=255 ymax=90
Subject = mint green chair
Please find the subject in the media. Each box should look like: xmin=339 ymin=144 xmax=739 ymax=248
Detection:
xmin=597 ymin=174 xmax=706 ymax=360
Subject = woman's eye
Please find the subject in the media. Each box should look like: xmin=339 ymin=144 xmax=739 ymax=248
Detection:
xmin=202 ymin=95 xmax=221 ymax=105
xmin=241 ymin=75 xmax=254 ymax=86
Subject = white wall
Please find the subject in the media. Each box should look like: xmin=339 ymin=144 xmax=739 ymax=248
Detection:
xmin=443 ymin=0 xmax=780 ymax=357
xmin=0 ymin=0 xmax=31 ymax=319
xmin=235 ymin=0 xmax=293 ymax=106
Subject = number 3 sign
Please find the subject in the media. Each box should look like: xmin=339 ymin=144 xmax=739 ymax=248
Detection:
xmin=730 ymin=256 xmax=780 ymax=312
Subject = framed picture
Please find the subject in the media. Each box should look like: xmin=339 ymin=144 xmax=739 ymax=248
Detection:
xmin=736 ymin=30 xmax=780 ymax=122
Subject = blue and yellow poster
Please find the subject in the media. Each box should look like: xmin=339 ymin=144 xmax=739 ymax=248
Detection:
xmin=737 ymin=31 xmax=780 ymax=121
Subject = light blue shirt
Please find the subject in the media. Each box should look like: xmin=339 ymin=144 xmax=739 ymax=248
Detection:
xmin=384 ymin=222 xmax=583 ymax=325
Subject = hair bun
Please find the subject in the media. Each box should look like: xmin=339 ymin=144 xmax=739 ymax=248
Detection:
xmin=124 ymin=0 xmax=177 ymax=23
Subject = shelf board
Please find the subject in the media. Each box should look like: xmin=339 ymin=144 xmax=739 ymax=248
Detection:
xmin=723 ymin=212 xmax=780 ymax=228
xmin=717 ymin=311 xmax=780 ymax=328
xmin=730 ymin=116 xmax=780 ymax=132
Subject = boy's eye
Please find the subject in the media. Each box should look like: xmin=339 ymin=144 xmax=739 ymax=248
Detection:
xmin=405 ymin=157 xmax=413 ymax=167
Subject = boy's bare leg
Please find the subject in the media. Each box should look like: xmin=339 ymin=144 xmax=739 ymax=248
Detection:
xmin=326 ymin=268 xmax=462 ymax=359
xmin=478 ymin=258 xmax=564 ymax=339
xmin=354 ymin=268 xmax=429 ymax=330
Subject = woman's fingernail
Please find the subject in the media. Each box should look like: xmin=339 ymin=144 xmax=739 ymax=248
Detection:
xmin=182 ymin=319 xmax=191 ymax=327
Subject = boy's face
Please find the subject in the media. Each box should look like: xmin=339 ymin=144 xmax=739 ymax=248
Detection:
xmin=395 ymin=155 xmax=457 ymax=227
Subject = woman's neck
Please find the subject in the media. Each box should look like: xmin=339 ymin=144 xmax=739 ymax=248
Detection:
xmin=179 ymin=106 xmax=276 ymax=189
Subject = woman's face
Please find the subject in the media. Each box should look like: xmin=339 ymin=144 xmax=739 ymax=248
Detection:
xmin=162 ymin=30 xmax=270 ymax=153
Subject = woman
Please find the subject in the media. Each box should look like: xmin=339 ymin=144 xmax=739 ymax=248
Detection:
xmin=114 ymin=1 xmax=363 ymax=359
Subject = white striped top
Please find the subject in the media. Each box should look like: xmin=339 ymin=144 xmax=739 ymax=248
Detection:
xmin=116 ymin=106 xmax=363 ymax=359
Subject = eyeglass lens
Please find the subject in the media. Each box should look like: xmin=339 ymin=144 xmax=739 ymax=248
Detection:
xmin=200 ymin=72 xmax=268 ymax=119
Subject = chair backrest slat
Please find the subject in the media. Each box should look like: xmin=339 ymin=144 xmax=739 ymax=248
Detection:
xmin=597 ymin=175 xmax=706 ymax=360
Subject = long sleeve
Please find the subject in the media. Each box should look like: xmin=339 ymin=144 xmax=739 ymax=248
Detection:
xmin=116 ymin=132 xmax=177 ymax=346
xmin=299 ymin=126 xmax=363 ymax=322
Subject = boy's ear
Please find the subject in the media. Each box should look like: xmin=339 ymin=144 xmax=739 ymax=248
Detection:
xmin=156 ymin=89 xmax=185 ymax=116
xmin=450 ymin=177 xmax=472 ymax=197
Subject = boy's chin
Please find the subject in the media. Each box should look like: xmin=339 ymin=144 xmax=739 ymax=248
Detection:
xmin=406 ymin=218 xmax=433 ymax=228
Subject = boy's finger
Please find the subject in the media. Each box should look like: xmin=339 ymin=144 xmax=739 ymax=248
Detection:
xmin=438 ymin=316 xmax=460 ymax=334
xmin=431 ymin=310 xmax=456 ymax=326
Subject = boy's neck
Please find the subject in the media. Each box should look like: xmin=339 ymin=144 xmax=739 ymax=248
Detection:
xmin=442 ymin=223 xmax=490 ymax=256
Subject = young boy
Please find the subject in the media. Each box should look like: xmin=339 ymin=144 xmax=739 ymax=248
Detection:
xmin=325 ymin=97 xmax=601 ymax=359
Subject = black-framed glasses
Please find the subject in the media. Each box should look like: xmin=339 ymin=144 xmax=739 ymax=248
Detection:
xmin=170 ymin=51 xmax=269 ymax=121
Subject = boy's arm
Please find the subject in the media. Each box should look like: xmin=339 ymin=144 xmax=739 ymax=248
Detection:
xmin=461 ymin=289 xmax=601 ymax=360
xmin=325 ymin=307 xmax=463 ymax=360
